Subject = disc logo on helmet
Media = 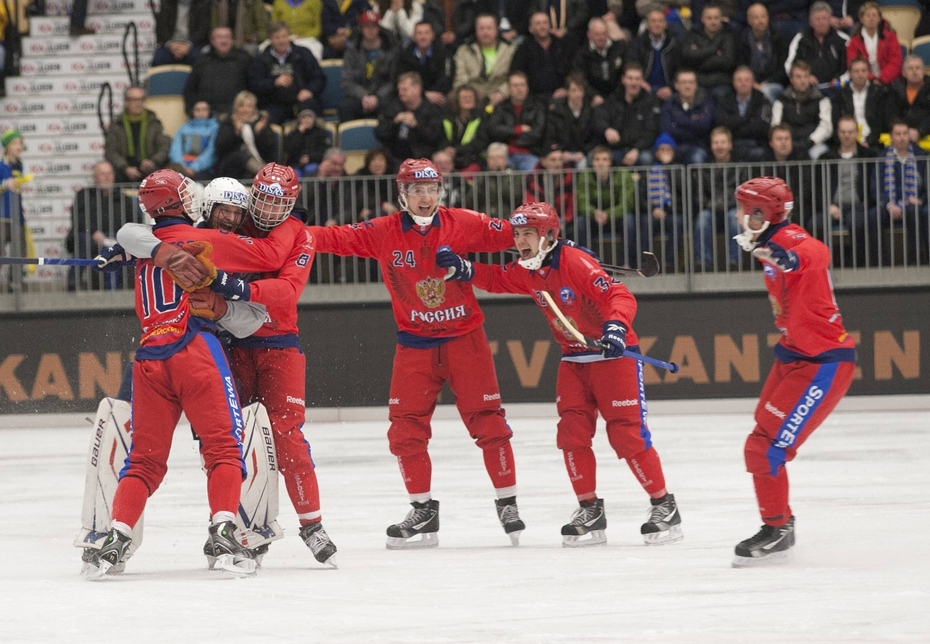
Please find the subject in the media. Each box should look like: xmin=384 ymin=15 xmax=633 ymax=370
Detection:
xmin=256 ymin=181 xmax=286 ymax=197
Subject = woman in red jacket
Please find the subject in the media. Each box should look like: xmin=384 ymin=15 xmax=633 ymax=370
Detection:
xmin=846 ymin=1 xmax=903 ymax=85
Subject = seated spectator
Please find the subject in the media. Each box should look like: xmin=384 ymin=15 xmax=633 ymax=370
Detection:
xmin=784 ymin=2 xmax=849 ymax=92
xmin=836 ymin=57 xmax=884 ymax=150
xmin=883 ymin=56 xmax=930 ymax=150
xmin=321 ymin=0 xmax=376 ymax=57
xmin=680 ymin=3 xmax=737 ymax=100
xmin=284 ymin=108 xmax=330 ymax=175
xmin=630 ymin=9 xmax=681 ymax=102
xmin=592 ymin=62 xmax=660 ymax=166
xmin=270 ymin=0 xmax=322 ymax=41
xmin=439 ymin=84 xmax=487 ymax=172
xmin=168 ymin=100 xmax=220 ymax=180
xmin=354 ymin=146 xmax=397 ymax=220
xmin=105 ymin=86 xmax=172 ymax=183
xmin=546 ymin=73 xmax=598 ymax=168
xmin=878 ymin=120 xmax=929 ymax=265
xmin=151 ymin=36 xmax=201 ymax=68
xmin=340 ymin=10 xmax=400 ymax=120
xmin=65 ymin=161 xmax=138 ymax=291
xmin=467 ymin=142 xmax=521 ymax=218
xmin=632 ymin=132 xmax=685 ymax=272
xmin=248 ymin=22 xmax=325 ymax=125
xmin=758 ymin=123 xmax=817 ymax=230
xmin=572 ymin=17 xmax=627 ymax=105
xmin=486 ymin=71 xmax=547 ymax=171
xmin=694 ymin=126 xmax=744 ymax=271
xmin=846 ymin=2 xmax=902 ymax=87
xmin=215 ymin=0 xmax=270 ymax=53
xmin=659 ymin=69 xmax=714 ymax=164
xmin=432 ymin=149 xmax=464 ymax=208
xmin=714 ymin=65 xmax=771 ymax=161
xmin=213 ymin=90 xmax=278 ymax=179
xmin=450 ymin=0 xmax=531 ymax=46
xmin=773 ymin=60 xmax=833 ymax=159
xmin=375 ymin=71 xmax=443 ymax=163
xmin=510 ymin=11 xmax=571 ymax=101
xmin=184 ymin=27 xmax=253 ymax=117
xmin=821 ymin=115 xmax=877 ymax=266
xmin=524 ymin=144 xmax=579 ymax=240
xmin=395 ymin=20 xmax=456 ymax=107
xmin=575 ymin=145 xmax=635 ymax=239
xmin=453 ymin=13 xmax=517 ymax=107
xmin=736 ymin=3 xmax=787 ymax=104
xmin=536 ymin=0 xmax=589 ymax=54
xmin=306 ymin=147 xmax=351 ymax=226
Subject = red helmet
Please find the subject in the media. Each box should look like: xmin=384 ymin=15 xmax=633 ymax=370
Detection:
xmin=396 ymin=158 xmax=442 ymax=192
xmin=509 ymin=202 xmax=561 ymax=240
xmin=250 ymin=162 xmax=300 ymax=231
xmin=138 ymin=169 xmax=202 ymax=221
xmin=734 ymin=177 xmax=794 ymax=225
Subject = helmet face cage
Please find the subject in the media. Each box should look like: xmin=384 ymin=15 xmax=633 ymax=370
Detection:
xmin=202 ymin=177 xmax=249 ymax=231
xmin=733 ymin=177 xmax=793 ymax=251
xmin=138 ymin=170 xmax=202 ymax=222
xmin=396 ymin=158 xmax=444 ymax=224
xmin=511 ymin=203 xmax=561 ymax=270
xmin=250 ymin=163 xmax=299 ymax=231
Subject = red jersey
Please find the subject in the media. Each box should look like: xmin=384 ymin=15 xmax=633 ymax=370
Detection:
xmin=471 ymin=244 xmax=640 ymax=358
xmin=230 ymin=216 xmax=314 ymax=346
xmin=758 ymin=222 xmax=855 ymax=363
xmin=310 ymin=208 xmax=513 ymax=346
xmin=134 ymin=218 xmax=299 ymax=360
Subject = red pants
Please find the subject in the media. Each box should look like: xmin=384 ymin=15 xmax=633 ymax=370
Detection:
xmin=231 ymin=345 xmax=321 ymax=524
xmin=556 ymin=353 xmax=667 ymax=499
xmin=745 ymin=359 xmax=854 ymax=525
xmin=387 ymin=327 xmax=516 ymax=496
xmin=113 ymin=333 xmax=245 ymax=527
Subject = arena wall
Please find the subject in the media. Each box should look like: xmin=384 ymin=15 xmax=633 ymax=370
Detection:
xmin=1 ymin=288 xmax=927 ymax=414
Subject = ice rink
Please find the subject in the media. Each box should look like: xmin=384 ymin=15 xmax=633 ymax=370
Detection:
xmin=2 ymin=401 xmax=929 ymax=643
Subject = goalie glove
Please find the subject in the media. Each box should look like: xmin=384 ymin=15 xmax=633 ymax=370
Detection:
xmin=94 ymin=244 xmax=132 ymax=272
xmin=210 ymin=270 xmax=251 ymax=301
xmin=752 ymin=241 xmax=799 ymax=272
xmin=153 ymin=240 xmax=217 ymax=291
xmin=188 ymin=287 xmax=228 ymax=321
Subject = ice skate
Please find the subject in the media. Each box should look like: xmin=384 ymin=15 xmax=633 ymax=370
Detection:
xmin=561 ymin=498 xmax=607 ymax=547
xmin=207 ymin=521 xmax=257 ymax=577
xmin=732 ymin=516 xmax=795 ymax=568
xmin=386 ymin=499 xmax=440 ymax=549
xmin=81 ymin=546 xmax=127 ymax=576
xmin=300 ymin=522 xmax=338 ymax=568
xmin=641 ymin=493 xmax=683 ymax=545
xmin=495 ymin=496 xmax=525 ymax=546
xmin=83 ymin=528 xmax=132 ymax=580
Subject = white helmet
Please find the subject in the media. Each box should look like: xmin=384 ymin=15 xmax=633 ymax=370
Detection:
xmin=201 ymin=177 xmax=249 ymax=231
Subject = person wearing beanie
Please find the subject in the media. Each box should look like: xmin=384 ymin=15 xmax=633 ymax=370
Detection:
xmin=628 ymin=130 xmax=683 ymax=273
xmin=284 ymin=108 xmax=330 ymax=175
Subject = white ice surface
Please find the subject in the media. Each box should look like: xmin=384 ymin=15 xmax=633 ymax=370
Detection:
xmin=2 ymin=407 xmax=929 ymax=643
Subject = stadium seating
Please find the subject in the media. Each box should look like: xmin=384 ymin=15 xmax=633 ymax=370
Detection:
xmin=323 ymin=120 xmax=338 ymax=146
xmin=143 ymin=95 xmax=188 ymax=138
xmin=144 ymin=65 xmax=191 ymax=97
xmin=881 ymin=5 xmax=921 ymax=49
xmin=338 ymin=119 xmax=378 ymax=151
xmin=912 ymin=35 xmax=930 ymax=67
xmin=319 ymin=60 xmax=344 ymax=122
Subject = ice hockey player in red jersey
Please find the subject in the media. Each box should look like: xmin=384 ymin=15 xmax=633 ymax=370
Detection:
xmin=730 ymin=176 xmax=856 ymax=567
xmin=83 ymin=170 xmax=298 ymax=580
xmin=308 ymin=157 xmax=525 ymax=549
xmin=436 ymin=202 xmax=683 ymax=547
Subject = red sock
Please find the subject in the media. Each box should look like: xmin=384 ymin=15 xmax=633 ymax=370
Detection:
xmin=563 ymin=447 xmax=597 ymax=499
xmin=397 ymin=451 xmax=432 ymax=495
xmin=284 ymin=467 xmax=321 ymax=524
xmin=111 ymin=475 xmax=150 ymax=528
xmin=753 ymin=470 xmax=791 ymax=526
xmin=482 ymin=442 xmax=516 ymax=490
xmin=626 ymin=447 xmax=667 ymax=497
xmin=207 ymin=463 xmax=243 ymax=517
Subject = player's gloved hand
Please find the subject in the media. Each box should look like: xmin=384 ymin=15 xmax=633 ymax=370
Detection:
xmin=752 ymin=241 xmax=799 ymax=272
xmin=94 ymin=244 xmax=132 ymax=271
xmin=436 ymin=245 xmax=474 ymax=282
xmin=153 ymin=240 xmax=217 ymax=291
xmin=210 ymin=270 xmax=251 ymax=301
xmin=188 ymin=287 xmax=228 ymax=321
xmin=600 ymin=320 xmax=627 ymax=359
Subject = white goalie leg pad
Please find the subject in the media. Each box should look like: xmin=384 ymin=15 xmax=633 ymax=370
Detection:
xmin=234 ymin=402 xmax=284 ymax=550
xmin=74 ymin=398 xmax=144 ymax=565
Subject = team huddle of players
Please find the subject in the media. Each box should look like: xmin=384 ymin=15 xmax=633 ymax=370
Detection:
xmin=77 ymin=159 xmax=854 ymax=579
